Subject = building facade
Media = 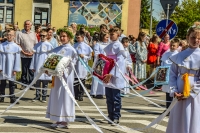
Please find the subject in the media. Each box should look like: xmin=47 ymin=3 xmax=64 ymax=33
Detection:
xmin=0 ymin=0 xmax=141 ymax=37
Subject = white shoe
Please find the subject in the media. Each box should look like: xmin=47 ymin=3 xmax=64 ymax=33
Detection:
xmin=50 ymin=123 xmax=57 ymax=128
xmin=56 ymin=124 xmax=68 ymax=128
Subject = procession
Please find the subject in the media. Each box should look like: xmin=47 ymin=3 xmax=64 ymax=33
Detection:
xmin=0 ymin=0 xmax=200 ymax=133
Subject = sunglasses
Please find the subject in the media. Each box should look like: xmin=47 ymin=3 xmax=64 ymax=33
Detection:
xmin=40 ymin=35 xmax=46 ymax=37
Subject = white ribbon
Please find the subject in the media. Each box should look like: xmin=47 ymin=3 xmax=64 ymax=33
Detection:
xmin=114 ymin=63 xmax=163 ymax=108
xmin=0 ymin=72 xmax=42 ymax=115
xmin=137 ymin=98 xmax=177 ymax=130
xmin=0 ymin=72 xmax=93 ymax=97
xmin=60 ymin=75 xmax=103 ymax=133
xmin=73 ymin=63 xmax=177 ymax=132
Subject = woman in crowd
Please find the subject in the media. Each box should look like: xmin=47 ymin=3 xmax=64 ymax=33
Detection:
xmin=157 ymin=34 xmax=170 ymax=66
xmin=47 ymin=28 xmax=59 ymax=48
xmin=134 ymin=32 xmax=148 ymax=84
xmin=147 ymin=34 xmax=159 ymax=75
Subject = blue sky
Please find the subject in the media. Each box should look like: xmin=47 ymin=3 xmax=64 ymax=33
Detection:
xmin=153 ymin=0 xmax=182 ymax=20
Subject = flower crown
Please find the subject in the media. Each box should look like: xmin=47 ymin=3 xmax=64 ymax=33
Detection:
xmin=57 ymin=28 xmax=74 ymax=39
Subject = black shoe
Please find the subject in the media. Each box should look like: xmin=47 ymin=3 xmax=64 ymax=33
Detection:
xmin=95 ymin=95 xmax=103 ymax=99
xmin=0 ymin=97 xmax=4 ymax=102
xmin=78 ymin=96 xmax=83 ymax=101
xmin=90 ymin=95 xmax=96 ymax=98
xmin=107 ymin=117 xmax=113 ymax=124
xmin=10 ymin=98 xmax=19 ymax=104
xmin=41 ymin=97 xmax=46 ymax=103
xmin=75 ymin=96 xmax=78 ymax=100
xmin=111 ymin=119 xmax=119 ymax=126
xmin=30 ymin=88 xmax=35 ymax=90
xmin=32 ymin=97 xmax=40 ymax=102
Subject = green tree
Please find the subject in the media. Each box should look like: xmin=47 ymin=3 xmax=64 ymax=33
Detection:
xmin=140 ymin=0 xmax=158 ymax=33
xmin=170 ymin=0 xmax=200 ymax=39
xmin=140 ymin=0 xmax=151 ymax=29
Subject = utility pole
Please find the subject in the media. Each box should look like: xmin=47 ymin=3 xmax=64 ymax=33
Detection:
xmin=150 ymin=0 xmax=153 ymax=37
xmin=166 ymin=4 xmax=170 ymax=26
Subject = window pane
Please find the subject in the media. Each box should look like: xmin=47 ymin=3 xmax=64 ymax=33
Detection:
xmin=6 ymin=7 xmax=13 ymax=23
xmin=0 ymin=8 xmax=4 ymax=23
xmin=34 ymin=7 xmax=49 ymax=26
xmin=7 ymin=0 xmax=13 ymax=3
xmin=0 ymin=0 xmax=4 ymax=3
xmin=34 ymin=0 xmax=50 ymax=4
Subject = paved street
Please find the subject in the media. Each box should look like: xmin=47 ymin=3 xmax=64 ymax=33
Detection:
xmin=0 ymin=87 xmax=168 ymax=133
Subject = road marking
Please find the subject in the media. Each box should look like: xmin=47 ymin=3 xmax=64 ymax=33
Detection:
xmin=0 ymin=120 xmax=166 ymax=132
xmin=0 ymin=106 xmax=165 ymax=110
xmin=0 ymin=109 xmax=163 ymax=115
xmin=0 ymin=115 xmax=169 ymax=122
xmin=0 ymin=106 xmax=167 ymax=132
xmin=0 ymin=123 xmax=144 ymax=133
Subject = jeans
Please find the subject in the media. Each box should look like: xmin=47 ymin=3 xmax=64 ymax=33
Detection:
xmin=35 ymin=80 xmax=48 ymax=98
xmin=105 ymin=87 xmax=121 ymax=120
xmin=0 ymin=80 xmax=15 ymax=99
xmin=21 ymin=58 xmax=34 ymax=84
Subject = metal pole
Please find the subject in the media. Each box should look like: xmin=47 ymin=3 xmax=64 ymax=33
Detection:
xmin=166 ymin=4 xmax=170 ymax=26
xmin=150 ymin=0 xmax=153 ymax=37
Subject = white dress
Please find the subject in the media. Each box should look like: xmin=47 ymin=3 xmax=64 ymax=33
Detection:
xmin=161 ymin=50 xmax=178 ymax=93
xmin=30 ymin=41 xmax=53 ymax=80
xmin=90 ymin=42 xmax=108 ymax=96
xmin=0 ymin=41 xmax=21 ymax=80
xmin=46 ymin=43 xmax=78 ymax=122
xmin=73 ymin=42 xmax=93 ymax=79
xmin=122 ymin=47 xmax=132 ymax=94
xmin=166 ymin=48 xmax=200 ymax=133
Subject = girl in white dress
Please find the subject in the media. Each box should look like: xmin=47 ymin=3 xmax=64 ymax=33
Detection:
xmin=46 ymin=28 xmax=78 ymax=129
xmin=90 ymin=31 xmax=109 ymax=98
xmin=166 ymin=24 xmax=200 ymax=133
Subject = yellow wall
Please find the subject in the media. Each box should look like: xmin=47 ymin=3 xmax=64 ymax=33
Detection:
xmin=14 ymin=0 xmax=33 ymax=29
xmin=51 ymin=0 xmax=69 ymax=29
xmin=13 ymin=0 xmax=130 ymax=33
xmin=121 ymin=0 xmax=129 ymax=36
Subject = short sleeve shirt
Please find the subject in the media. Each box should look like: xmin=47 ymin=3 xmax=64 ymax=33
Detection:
xmin=16 ymin=30 xmax=38 ymax=58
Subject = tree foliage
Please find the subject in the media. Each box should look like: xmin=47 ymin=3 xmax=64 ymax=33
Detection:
xmin=170 ymin=0 xmax=200 ymax=39
xmin=140 ymin=0 xmax=158 ymax=34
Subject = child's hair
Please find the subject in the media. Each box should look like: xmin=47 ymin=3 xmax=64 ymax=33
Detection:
xmin=170 ymin=38 xmax=180 ymax=45
xmin=180 ymin=40 xmax=188 ymax=50
xmin=121 ymin=37 xmax=129 ymax=44
xmin=46 ymin=28 xmax=53 ymax=32
xmin=100 ymin=24 xmax=108 ymax=30
xmin=40 ymin=29 xmax=47 ymax=34
xmin=109 ymin=26 xmax=120 ymax=35
xmin=137 ymin=32 xmax=146 ymax=42
xmin=75 ymin=31 xmax=85 ymax=37
xmin=128 ymin=35 xmax=136 ymax=41
xmin=187 ymin=22 xmax=200 ymax=36
xmin=151 ymin=34 xmax=159 ymax=43
xmin=92 ymin=32 xmax=100 ymax=42
xmin=180 ymin=40 xmax=187 ymax=46
xmin=99 ymin=31 xmax=109 ymax=42
xmin=79 ymin=27 xmax=85 ymax=34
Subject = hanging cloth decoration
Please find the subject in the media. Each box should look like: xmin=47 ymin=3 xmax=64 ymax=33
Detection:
xmin=154 ymin=66 xmax=170 ymax=85
xmin=92 ymin=54 xmax=115 ymax=80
